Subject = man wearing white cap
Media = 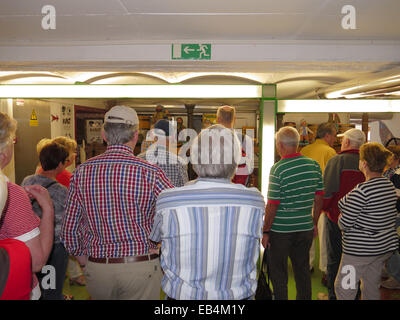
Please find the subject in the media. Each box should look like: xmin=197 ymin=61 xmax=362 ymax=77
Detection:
xmin=319 ymin=128 xmax=366 ymax=300
xmin=61 ymin=105 xmax=173 ymax=300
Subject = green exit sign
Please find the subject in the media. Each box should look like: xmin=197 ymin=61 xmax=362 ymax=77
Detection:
xmin=172 ymin=44 xmax=211 ymax=60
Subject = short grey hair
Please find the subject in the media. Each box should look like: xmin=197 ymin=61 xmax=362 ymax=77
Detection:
xmin=276 ymin=126 xmax=300 ymax=148
xmin=346 ymin=137 xmax=364 ymax=149
xmin=103 ymin=122 xmax=138 ymax=145
xmin=316 ymin=122 xmax=336 ymax=139
xmin=190 ymin=124 xmax=241 ymax=179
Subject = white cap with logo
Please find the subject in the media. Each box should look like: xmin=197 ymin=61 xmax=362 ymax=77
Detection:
xmin=104 ymin=105 xmax=139 ymax=126
xmin=337 ymin=128 xmax=366 ymax=145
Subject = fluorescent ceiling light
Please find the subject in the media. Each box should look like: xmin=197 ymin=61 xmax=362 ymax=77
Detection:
xmin=0 ymin=85 xmax=262 ymax=99
xmin=278 ymin=100 xmax=400 ymax=113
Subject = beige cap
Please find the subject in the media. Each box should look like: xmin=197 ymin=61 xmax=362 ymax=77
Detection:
xmin=0 ymin=171 xmax=8 ymax=218
xmin=104 ymin=106 xmax=139 ymax=125
xmin=337 ymin=128 xmax=366 ymax=145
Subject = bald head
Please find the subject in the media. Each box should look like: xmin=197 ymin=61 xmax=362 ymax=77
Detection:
xmin=216 ymin=105 xmax=236 ymax=128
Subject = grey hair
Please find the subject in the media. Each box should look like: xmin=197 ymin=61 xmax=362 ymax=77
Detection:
xmin=316 ymin=122 xmax=336 ymax=139
xmin=0 ymin=112 xmax=17 ymax=153
xmin=347 ymin=138 xmax=364 ymax=149
xmin=190 ymin=124 xmax=241 ymax=179
xmin=103 ymin=122 xmax=138 ymax=145
xmin=276 ymin=126 xmax=300 ymax=147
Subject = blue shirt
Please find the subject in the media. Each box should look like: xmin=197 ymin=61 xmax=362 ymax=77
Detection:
xmin=150 ymin=178 xmax=265 ymax=300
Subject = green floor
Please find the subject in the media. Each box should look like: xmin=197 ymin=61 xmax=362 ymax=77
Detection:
xmin=63 ymin=238 xmax=328 ymax=300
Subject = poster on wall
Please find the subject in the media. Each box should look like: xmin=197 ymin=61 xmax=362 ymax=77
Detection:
xmin=50 ymin=103 xmax=74 ymax=139
xmin=86 ymin=119 xmax=103 ymax=144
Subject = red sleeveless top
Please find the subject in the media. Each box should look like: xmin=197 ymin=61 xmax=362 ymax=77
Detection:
xmin=0 ymin=239 xmax=32 ymax=300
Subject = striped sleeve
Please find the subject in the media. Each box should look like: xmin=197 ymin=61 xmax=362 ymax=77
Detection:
xmin=149 ymin=211 xmax=163 ymax=243
xmin=338 ymin=187 xmax=366 ymax=230
xmin=314 ymin=161 xmax=324 ymax=195
xmin=267 ymin=166 xmax=281 ymax=204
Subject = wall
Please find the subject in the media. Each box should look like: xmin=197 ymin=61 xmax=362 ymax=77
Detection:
xmin=282 ymin=113 xmax=351 ymax=130
xmin=13 ymin=99 xmax=51 ymax=184
xmin=370 ymin=113 xmax=400 ymax=145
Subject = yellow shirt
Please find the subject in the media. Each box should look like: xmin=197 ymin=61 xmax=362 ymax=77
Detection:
xmin=300 ymin=139 xmax=337 ymax=174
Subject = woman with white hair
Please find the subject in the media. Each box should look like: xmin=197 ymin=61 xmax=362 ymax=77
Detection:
xmin=0 ymin=111 xmax=54 ymax=300
xmin=150 ymin=124 xmax=265 ymax=300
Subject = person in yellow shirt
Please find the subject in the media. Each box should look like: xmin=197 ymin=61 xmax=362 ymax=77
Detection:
xmin=301 ymin=123 xmax=337 ymax=173
xmin=300 ymin=122 xmax=337 ymax=285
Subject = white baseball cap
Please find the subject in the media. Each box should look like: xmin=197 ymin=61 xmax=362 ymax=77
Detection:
xmin=0 ymin=171 xmax=8 ymax=218
xmin=104 ymin=106 xmax=139 ymax=126
xmin=337 ymin=128 xmax=366 ymax=145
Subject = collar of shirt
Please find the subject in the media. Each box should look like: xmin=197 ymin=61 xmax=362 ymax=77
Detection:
xmin=338 ymin=149 xmax=360 ymax=155
xmin=282 ymin=152 xmax=302 ymax=159
xmin=196 ymin=177 xmax=232 ymax=184
xmin=105 ymin=144 xmax=134 ymax=156
xmin=314 ymin=138 xmax=330 ymax=146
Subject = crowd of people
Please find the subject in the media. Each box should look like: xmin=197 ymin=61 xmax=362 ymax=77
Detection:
xmin=0 ymin=106 xmax=399 ymax=300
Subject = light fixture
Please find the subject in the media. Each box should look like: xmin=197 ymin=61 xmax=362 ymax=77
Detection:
xmin=0 ymin=84 xmax=263 ymax=99
xmin=278 ymin=100 xmax=400 ymax=113
xmin=260 ymin=100 xmax=276 ymax=199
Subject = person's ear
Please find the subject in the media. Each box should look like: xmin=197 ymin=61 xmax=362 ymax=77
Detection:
xmin=101 ymin=128 xmax=107 ymax=143
xmin=132 ymin=130 xmax=139 ymax=144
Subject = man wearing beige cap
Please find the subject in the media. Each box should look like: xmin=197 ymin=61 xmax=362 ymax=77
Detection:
xmin=61 ymin=105 xmax=173 ymax=300
xmin=318 ymin=128 xmax=366 ymax=300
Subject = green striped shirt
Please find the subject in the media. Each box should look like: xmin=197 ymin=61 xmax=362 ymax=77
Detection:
xmin=268 ymin=153 xmax=323 ymax=233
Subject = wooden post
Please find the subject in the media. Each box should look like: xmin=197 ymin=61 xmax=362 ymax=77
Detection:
xmin=276 ymin=113 xmax=284 ymax=131
xmin=184 ymin=103 xmax=196 ymax=180
xmin=362 ymin=113 xmax=369 ymax=142
xmin=184 ymin=104 xmax=195 ymax=129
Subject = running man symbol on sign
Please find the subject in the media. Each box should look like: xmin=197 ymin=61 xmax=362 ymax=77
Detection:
xmin=197 ymin=44 xmax=210 ymax=59
xmin=172 ymin=44 xmax=211 ymax=60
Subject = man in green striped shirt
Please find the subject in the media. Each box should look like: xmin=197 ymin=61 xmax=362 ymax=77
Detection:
xmin=262 ymin=126 xmax=324 ymax=300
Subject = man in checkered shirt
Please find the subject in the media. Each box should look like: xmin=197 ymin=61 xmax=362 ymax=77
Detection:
xmin=138 ymin=119 xmax=188 ymax=187
xmin=61 ymin=106 xmax=173 ymax=300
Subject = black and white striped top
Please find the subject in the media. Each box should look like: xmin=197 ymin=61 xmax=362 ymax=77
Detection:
xmin=338 ymin=177 xmax=399 ymax=256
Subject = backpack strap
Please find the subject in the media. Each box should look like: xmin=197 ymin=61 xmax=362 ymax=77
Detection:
xmin=30 ymin=180 xmax=58 ymax=206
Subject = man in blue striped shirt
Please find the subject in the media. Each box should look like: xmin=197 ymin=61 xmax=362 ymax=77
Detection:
xmin=150 ymin=124 xmax=265 ymax=300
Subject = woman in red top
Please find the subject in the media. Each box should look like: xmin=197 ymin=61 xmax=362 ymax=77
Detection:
xmin=36 ymin=136 xmax=77 ymax=188
xmin=0 ymin=172 xmax=32 ymax=300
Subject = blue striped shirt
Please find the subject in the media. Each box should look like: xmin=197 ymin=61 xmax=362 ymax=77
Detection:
xmin=150 ymin=178 xmax=265 ymax=300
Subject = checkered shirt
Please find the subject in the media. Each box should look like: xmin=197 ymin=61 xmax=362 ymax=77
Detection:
xmin=138 ymin=144 xmax=189 ymax=187
xmin=61 ymin=144 xmax=173 ymax=258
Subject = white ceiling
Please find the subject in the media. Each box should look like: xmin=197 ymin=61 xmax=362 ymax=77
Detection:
xmin=0 ymin=0 xmax=400 ymax=100
xmin=1 ymin=0 xmax=400 ymax=43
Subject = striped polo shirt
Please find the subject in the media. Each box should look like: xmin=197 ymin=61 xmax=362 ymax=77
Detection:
xmin=338 ymin=177 xmax=399 ymax=256
xmin=268 ymin=153 xmax=324 ymax=233
xmin=150 ymin=178 xmax=265 ymax=300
